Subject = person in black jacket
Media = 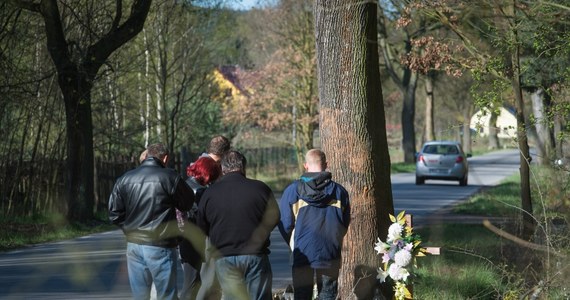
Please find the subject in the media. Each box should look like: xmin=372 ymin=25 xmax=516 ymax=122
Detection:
xmin=197 ymin=150 xmax=280 ymax=300
xmin=109 ymin=143 xmax=195 ymax=300
xmin=177 ymin=156 xmax=221 ymax=300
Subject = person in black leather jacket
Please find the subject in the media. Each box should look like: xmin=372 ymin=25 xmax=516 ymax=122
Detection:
xmin=108 ymin=143 xmax=195 ymax=300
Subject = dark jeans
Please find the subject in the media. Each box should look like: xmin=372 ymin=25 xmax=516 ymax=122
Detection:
xmin=292 ymin=266 xmax=339 ymax=300
xmin=215 ymin=254 xmax=273 ymax=300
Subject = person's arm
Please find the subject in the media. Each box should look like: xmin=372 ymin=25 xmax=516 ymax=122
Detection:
xmin=277 ymin=183 xmax=297 ymax=244
xmin=196 ymin=191 xmax=210 ymax=235
xmin=264 ymin=191 xmax=280 ymax=230
xmin=108 ymin=183 xmax=125 ymax=227
xmin=173 ymin=176 xmax=195 ymax=212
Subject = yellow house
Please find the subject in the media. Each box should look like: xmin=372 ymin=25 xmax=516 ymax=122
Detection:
xmin=208 ymin=65 xmax=256 ymax=126
xmin=210 ymin=65 xmax=252 ymax=98
xmin=470 ymin=107 xmax=517 ymax=138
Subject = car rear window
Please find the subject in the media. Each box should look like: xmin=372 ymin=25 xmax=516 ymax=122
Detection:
xmin=423 ymin=145 xmax=458 ymax=155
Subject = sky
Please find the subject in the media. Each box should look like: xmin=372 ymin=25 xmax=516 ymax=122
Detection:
xmin=223 ymin=0 xmax=275 ymax=10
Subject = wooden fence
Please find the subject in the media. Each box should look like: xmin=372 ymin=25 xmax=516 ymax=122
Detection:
xmin=0 ymin=147 xmax=298 ymax=218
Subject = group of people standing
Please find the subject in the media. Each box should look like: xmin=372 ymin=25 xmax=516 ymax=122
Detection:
xmin=108 ymin=136 xmax=350 ymax=300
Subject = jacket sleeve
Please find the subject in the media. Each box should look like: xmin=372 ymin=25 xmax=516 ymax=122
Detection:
xmin=277 ymin=183 xmax=297 ymax=244
xmin=108 ymin=182 xmax=125 ymax=227
xmin=196 ymin=191 xmax=209 ymax=235
xmin=173 ymin=176 xmax=195 ymax=212
xmin=264 ymin=192 xmax=280 ymax=230
xmin=341 ymin=187 xmax=351 ymax=229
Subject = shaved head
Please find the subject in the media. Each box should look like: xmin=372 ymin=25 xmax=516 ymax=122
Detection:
xmin=304 ymin=149 xmax=327 ymax=172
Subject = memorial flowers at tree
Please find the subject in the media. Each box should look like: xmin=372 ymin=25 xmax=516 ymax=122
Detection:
xmin=375 ymin=211 xmax=427 ymax=300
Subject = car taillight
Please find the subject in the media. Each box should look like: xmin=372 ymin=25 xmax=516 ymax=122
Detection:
xmin=456 ymin=156 xmax=464 ymax=163
xmin=418 ymin=154 xmax=425 ymax=162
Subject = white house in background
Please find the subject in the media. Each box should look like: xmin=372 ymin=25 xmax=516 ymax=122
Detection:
xmin=470 ymin=106 xmax=517 ymax=138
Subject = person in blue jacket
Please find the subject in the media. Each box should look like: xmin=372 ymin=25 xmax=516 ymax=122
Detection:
xmin=278 ymin=149 xmax=350 ymax=300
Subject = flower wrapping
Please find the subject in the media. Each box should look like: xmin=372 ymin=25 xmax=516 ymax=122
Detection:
xmin=374 ymin=211 xmax=427 ymax=300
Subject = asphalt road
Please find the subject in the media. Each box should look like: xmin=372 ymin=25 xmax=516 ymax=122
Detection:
xmin=0 ymin=149 xmax=521 ymax=299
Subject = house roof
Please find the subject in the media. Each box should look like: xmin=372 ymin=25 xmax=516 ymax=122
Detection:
xmin=216 ymin=65 xmax=254 ymax=97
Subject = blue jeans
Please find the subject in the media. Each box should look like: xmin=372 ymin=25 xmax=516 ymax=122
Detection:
xmin=126 ymin=242 xmax=179 ymax=300
xmin=292 ymin=266 xmax=339 ymax=300
xmin=214 ymin=254 xmax=273 ymax=300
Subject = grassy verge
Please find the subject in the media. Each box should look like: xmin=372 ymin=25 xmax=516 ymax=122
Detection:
xmin=0 ymin=213 xmax=114 ymax=252
xmin=413 ymin=168 xmax=569 ymax=299
xmin=453 ymin=174 xmax=521 ymax=216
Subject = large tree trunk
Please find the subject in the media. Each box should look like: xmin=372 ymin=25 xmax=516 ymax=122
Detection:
xmin=314 ymin=1 xmax=394 ymax=299
xmin=61 ymin=75 xmax=95 ymax=221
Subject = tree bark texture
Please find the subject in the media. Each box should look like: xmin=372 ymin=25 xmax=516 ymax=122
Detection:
xmin=424 ymin=73 xmax=435 ymax=142
xmin=461 ymin=107 xmax=474 ymax=154
xmin=487 ymin=108 xmax=500 ymax=149
xmin=401 ymin=67 xmax=418 ymax=163
xmin=37 ymin=0 xmax=152 ymax=221
xmin=314 ymin=1 xmax=395 ymax=298
xmin=530 ymin=88 xmax=554 ymax=165
xmin=499 ymin=0 xmax=534 ymax=239
xmin=511 ymin=52 xmax=535 ymax=240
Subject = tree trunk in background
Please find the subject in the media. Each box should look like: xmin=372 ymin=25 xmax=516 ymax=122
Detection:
xmin=314 ymin=1 xmax=394 ymax=298
xmin=504 ymin=2 xmax=534 ymax=239
xmin=487 ymin=107 xmax=500 ymax=149
xmin=424 ymin=73 xmax=435 ymax=142
xmin=62 ymin=76 xmax=96 ymax=221
xmin=401 ymin=69 xmax=418 ymax=163
xmin=30 ymin=0 xmax=153 ymax=222
xmin=531 ymin=88 xmax=554 ymax=165
xmin=462 ymin=109 xmax=473 ymax=154
xmin=143 ymin=29 xmax=151 ymax=147
xmin=377 ymin=8 xmax=419 ymax=164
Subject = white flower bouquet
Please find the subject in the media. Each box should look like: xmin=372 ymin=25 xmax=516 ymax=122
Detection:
xmin=375 ymin=211 xmax=427 ymax=300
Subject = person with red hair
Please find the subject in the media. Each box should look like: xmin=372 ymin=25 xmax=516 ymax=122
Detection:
xmin=176 ymin=156 xmax=221 ymax=300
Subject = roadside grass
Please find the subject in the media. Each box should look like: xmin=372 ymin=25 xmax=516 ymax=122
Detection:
xmin=390 ymin=162 xmax=416 ymax=173
xmin=414 ymin=224 xmax=510 ymax=299
xmin=253 ymin=172 xmax=297 ymax=192
xmin=0 ymin=212 xmax=114 ymax=252
xmin=414 ymin=166 xmax=570 ymax=299
xmin=453 ymin=174 xmax=521 ymax=216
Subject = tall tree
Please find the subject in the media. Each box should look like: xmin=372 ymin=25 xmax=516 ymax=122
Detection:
xmin=12 ymin=0 xmax=152 ymax=222
xmin=314 ymin=0 xmax=394 ymax=298
xmin=520 ymin=2 xmax=569 ymax=165
xmin=378 ymin=0 xmax=427 ymax=163
xmin=405 ymin=0 xmax=562 ymax=238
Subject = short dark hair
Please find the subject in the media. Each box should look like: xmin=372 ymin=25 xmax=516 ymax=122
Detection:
xmin=146 ymin=143 xmax=168 ymax=160
xmin=208 ymin=135 xmax=230 ymax=156
xmin=221 ymin=150 xmax=246 ymax=174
